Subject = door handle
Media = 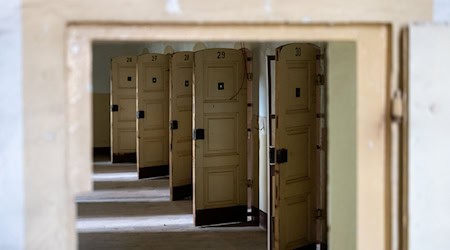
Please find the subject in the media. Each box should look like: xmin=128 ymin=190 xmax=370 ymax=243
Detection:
xmin=111 ymin=104 xmax=119 ymax=112
xmin=170 ymin=120 xmax=178 ymax=130
xmin=136 ymin=111 xmax=145 ymax=119
xmin=193 ymin=129 xmax=205 ymax=140
xmin=276 ymin=148 xmax=288 ymax=164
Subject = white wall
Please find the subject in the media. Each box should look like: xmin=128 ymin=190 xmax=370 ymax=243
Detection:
xmin=408 ymin=24 xmax=450 ymax=250
xmin=0 ymin=0 xmax=24 ymax=249
xmin=434 ymin=0 xmax=450 ymax=21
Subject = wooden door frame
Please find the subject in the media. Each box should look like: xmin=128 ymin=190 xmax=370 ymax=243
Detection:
xmin=67 ymin=23 xmax=390 ymax=250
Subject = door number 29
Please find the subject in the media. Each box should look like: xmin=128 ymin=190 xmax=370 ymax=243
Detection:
xmin=217 ymin=51 xmax=225 ymax=59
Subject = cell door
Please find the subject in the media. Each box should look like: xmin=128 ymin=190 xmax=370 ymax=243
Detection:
xmin=274 ymin=44 xmax=319 ymax=249
xmin=110 ymin=56 xmax=137 ymax=163
xmin=169 ymin=52 xmax=194 ymax=200
xmin=136 ymin=53 xmax=169 ymax=179
xmin=193 ymin=49 xmax=247 ymax=226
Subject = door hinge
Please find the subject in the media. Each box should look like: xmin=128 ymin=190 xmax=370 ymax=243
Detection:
xmin=391 ymin=90 xmax=403 ymax=122
xmin=111 ymin=104 xmax=119 ymax=112
xmin=316 ymin=208 xmax=323 ymax=219
xmin=247 ymin=73 xmax=253 ymax=81
xmin=136 ymin=111 xmax=145 ymax=119
xmin=269 ymin=146 xmax=275 ymax=165
xmin=170 ymin=120 xmax=178 ymax=130
xmin=317 ymin=74 xmax=324 ymax=85
xmin=246 ymin=179 xmax=253 ymax=187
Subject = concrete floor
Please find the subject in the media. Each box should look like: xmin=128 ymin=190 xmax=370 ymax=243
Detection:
xmin=76 ymin=159 xmax=266 ymax=250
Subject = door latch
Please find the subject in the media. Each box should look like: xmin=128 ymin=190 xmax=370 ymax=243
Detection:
xmin=276 ymin=148 xmax=288 ymax=164
xmin=136 ymin=111 xmax=145 ymax=119
xmin=170 ymin=120 xmax=178 ymax=130
xmin=111 ymin=104 xmax=119 ymax=112
xmin=193 ymin=129 xmax=205 ymax=140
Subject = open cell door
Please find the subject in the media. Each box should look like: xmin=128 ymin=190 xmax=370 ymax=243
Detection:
xmin=274 ymin=44 xmax=319 ymax=249
xmin=193 ymin=49 xmax=248 ymax=226
xmin=169 ymin=52 xmax=194 ymax=200
xmin=110 ymin=56 xmax=137 ymax=163
xmin=136 ymin=53 xmax=169 ymax=179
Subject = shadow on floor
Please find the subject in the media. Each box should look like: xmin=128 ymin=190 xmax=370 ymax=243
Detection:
xmin=77 ymin=157 xmax=266 ymax=250
xmin=78 ymin=230 xmax=267 ymax=250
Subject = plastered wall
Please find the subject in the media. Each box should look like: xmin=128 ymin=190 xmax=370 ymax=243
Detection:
xmin=0 ymin=0 xmax=24 ymax=249
xmin=408 ymin=24 xmax=450 ymax=250
xmin=327 ymin=42 xmax=357 ymax=250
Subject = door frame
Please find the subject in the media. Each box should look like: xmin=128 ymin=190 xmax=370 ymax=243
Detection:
xmin=67 ymin=23 xmax=391 ymax=250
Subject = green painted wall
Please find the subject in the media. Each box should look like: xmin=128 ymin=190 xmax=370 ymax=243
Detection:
xmin=327 ymin=42 xmax=357 ymax=250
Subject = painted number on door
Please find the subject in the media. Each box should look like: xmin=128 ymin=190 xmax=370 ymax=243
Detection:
xmin=126 ymin=57 xmax=133 ymax=62
xmin=152 ymin=55 xmax=158 ymax=61
xmin=295 ymin=48 xmax=301 ymax=57
xmin=217 ymin=51 xmax=225 ymax=59
xmin=184 ymin=54 xmax=190 ymax=61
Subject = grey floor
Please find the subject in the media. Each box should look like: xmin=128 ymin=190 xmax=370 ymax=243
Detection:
xmin=76 ymin=158 xmax=266 ymax=250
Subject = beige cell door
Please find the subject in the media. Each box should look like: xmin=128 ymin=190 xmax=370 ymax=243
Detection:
xmin=110 ymin=56 xmax=137 ymax=163
xmin=274 ymin=44 xmax=319 ymax=249
xmin=136 ymin=53 xmax=169 ymax=179
xmin=193 ymin=49 xmax=247 ymax=226
xmin=169 ymin=52 xmax=194 ymax=200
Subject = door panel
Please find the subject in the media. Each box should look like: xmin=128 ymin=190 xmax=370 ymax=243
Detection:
xmin=111 ymin=56 xmax=137 ymax=163
xmin=193 ymin=49 xmax=247 ymax=226
xmin=170 ymin=52 xmax=194 ymax=200
xmin=137 ymin=53 xmax=169 ymax=179
xmin=274 ymin=44 xmax=319 ymax=249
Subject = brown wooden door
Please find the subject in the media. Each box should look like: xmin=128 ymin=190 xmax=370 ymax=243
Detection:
xmin=136 ymin=53 xmax=169 ymax=179
xmin=193 ymin=48 xmax=247 ymax=226
xmin=169 ymin=52 xmax=194 ymax=200
xmin=274 ymin=44 xmax=319 ymax=249
xmin=110 ymin=56 xmax=137 ymax=163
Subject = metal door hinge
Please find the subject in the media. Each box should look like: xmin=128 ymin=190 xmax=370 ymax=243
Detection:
xmin=391 ymin=90 xmax=403 ymax=122
xmin=317 ymin=74 xmax=324 ymax=85
xmin=269 ymin=146 xmax=275 ymax=165
xmin=316 ymin=209 xmax=323 ymax=219
xmin=111 ymin=104 xmax=119 ymax=112
xmin=246 ymin=179 xmax=253 ymax=187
